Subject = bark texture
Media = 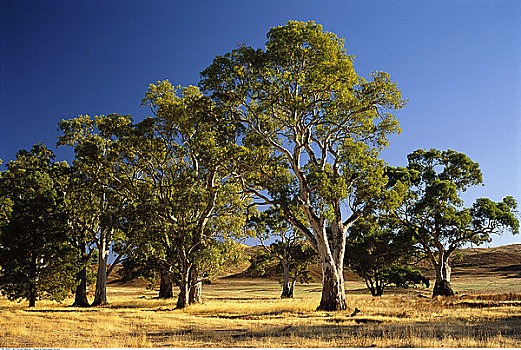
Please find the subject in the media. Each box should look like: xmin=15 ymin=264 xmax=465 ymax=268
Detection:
xmin=176 ymin=283 xmax=189 ymax=309
xmin=189 ymin=282 xmax=202 ymax=304
xmin=91 ymin=239 xmax=109 ymax=306
xmin=317 ymin=258 xmax=346 ymax=311
xmin=432 ymin=258 xmax=454 ymax=297
xmin=72 ymin=265 xmax=90 ymax=307
xmin=159 ymin=271 xmax=174 ymax=299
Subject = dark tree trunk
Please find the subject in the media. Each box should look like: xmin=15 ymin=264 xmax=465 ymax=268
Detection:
xmin=28 ymin=286 xmax=36 ymax=307
xmin=72 ymin=265 xmax=90 ymax=307
xmin=73 ymin=240 xmax=90 ymax=307
xmin=28 ymin=253 xmax=38 ymax=307
xmin=317 ymin=257 xmax=346 ymax=311
xmin=175 ymin=267 xmax=190 ymax=309
xmin=91 ymin=236 xmax=109 ymax=306
xmin=280 ymin=261 xmax=293 ymax=298
xmin=281 ymin=283 xmax=293 ymax=298
xmin=188 ymin=267 xmax=202 ymax=304
xmin=433 ymin=279 xmax=454 ymax=297
xmin=281 ymin=277 xmax=296 ymax=298
xmin=159 ymin=271 xmax=173 ymax=299
xmin=176 ymin=282 xmax=189 ymax=309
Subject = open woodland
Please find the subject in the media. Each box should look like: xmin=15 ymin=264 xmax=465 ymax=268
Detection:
xmin=1 ymin=21 xmax=520 ymax=348
xmin=1 ymin=244 xmax=520 ymax=348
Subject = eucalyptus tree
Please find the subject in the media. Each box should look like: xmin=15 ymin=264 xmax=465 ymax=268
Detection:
xmin=60 ymin=166 xmax=99 ymax=306
xmin=0 ymin=145 xmax=78 ymax=307
xmin=118 ymin=81 xmax=251 ymax=308
xmin=249 ymin=207 xmax=318 ymax=298
xmin=58 ymin=114 xmax=136 ymax=306
xmin=200 ymin=21 xmax=406 ymax=310
xmin=389 ymin=149 xmax=519 ymax=296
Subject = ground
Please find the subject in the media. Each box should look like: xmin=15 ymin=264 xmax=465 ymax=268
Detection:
xmin=0 ymin=244 xmax=520 ymax=347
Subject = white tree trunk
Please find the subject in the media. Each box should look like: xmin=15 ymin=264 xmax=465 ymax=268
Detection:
xmin=433 ymin=253 xmax=454 ymax=297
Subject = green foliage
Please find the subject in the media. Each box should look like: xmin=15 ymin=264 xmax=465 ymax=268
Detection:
xmin=344 ymin=214 xmax=427 ymax=296
xmin=200 ymin=21 xmax=406 ymax=309
xmin=199 ymin=19 xmax=406 ymax=245
xmin=392 ymin=149 xmax=518 ymax=252
xmin=113 ymin=81 xmax=254 ymax=307
xmin=0 ymin=145 xmax=78 ymax=306
xmin=248 ymin=208 xmax=318 ymax=294
xmin=389 ymin=149 xmax=519 ymax=296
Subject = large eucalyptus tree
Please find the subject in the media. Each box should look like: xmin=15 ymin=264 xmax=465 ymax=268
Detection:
xmin=121 ymin=82 xmax=251 ymax=308
xmin=200 ymin=21 xmax=406 ymax=310
xmin=58 ymin=114 xmax=135 ymax=306
xmin=389 ymin=149 xmax=519 ymax=296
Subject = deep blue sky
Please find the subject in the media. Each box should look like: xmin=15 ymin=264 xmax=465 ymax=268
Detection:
xmin=1 ymin=0 xmax=519 ymax=246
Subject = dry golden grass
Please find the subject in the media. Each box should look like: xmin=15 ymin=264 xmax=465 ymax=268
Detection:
xmin=1 ymin=277 xmax=520 ymax=348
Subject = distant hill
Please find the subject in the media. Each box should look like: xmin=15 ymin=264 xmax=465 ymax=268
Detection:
xmin=225 ymin=244 xmax=521 ymax=282
xmin=451 ymin=244 xmax=521 ymax=278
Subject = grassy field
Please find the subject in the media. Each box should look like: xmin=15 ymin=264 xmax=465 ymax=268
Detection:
xmin=1 ymin=273 xmax=521 ymax=348
xmin=1 ymin=245 xmax=520 ymax=347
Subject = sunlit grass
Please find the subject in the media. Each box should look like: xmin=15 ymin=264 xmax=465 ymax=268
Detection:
xmin=1 ymin=277 xmax=520 ymax=347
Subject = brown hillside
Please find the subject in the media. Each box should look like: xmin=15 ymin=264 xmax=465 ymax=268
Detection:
xmin=451 ymin=244 xmax=521 ymax=278
xmin=225 ymin=244 xmax=521 ymax=282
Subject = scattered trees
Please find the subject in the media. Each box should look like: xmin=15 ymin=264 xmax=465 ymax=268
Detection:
xmin=389 ymin=149 xmax=519 ymax=296
xmin=116 ymin=82 xmax=251 ymax=308
xmin=58 ymin=114 xmax=136 ymax=306
xmin=0 ymin=22 xmax=518 ymax=311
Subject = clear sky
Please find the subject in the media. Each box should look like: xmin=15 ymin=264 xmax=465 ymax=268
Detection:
xmin=1 ymin=0 xmax=519 ymax=246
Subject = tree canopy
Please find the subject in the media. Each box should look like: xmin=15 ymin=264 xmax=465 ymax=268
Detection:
xmin=0 ymin=145 xmax=78 ymax=307
xmin=389 ymin=149 xmax=519 ymax=296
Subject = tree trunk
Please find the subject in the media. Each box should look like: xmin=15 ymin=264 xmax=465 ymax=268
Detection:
xmin=188 ymin=267 xmax=202 ymax=304
xmin=176 ymin=282 xmax=190 ymax=309
xmin=28 ymin=285 xmax=36 ymax=307
xmin=175 ymin=267 xmax=190 ymax=309
xmin=159 ymin=271 xmax=173 ymax=299
xmin=189 ymin=282 xmax=202 ymax=304
xmin=280 ymin=260 xmax=293 ymax=298
xmin=73 ymin=240 xmax=90 ymax=307
xmin=27 ymin=253 xmax=37 ymax=307
xmin=317 ymin=257 xmax=346 ymax=311
xmin=432 ymin=258 xmax=454 ymax=297
xmin=91 ymin=235 xmax=109 ymax=306
xmin=73 ymin=265 xmax=90 ymax=307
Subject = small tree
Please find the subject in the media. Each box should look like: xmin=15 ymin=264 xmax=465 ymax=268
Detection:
xmin=344 ymin=214 xmax=428 ymax=296
xmin=390 ymin=149 xmax=519 ymax=297
xmin=0 ymin=145 xmax=78 ymax=307
xmin=249 ymin=208 xmax=318 ymax=298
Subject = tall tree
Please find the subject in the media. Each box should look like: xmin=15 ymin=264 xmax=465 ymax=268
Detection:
xmin=58 ymin=114 xmax=135 ymax=306
xmin=200 ymin=21 xmax=406 ymax=310
xmin=0 ymin=145 xmax=78 ymax=307
xmin=60 ymin=166 xmax=98 ymax=307
xmin=389 ymin=149 xmax=519 ymax=296
xmin=117 ymin=82 xmax=251 ymax=308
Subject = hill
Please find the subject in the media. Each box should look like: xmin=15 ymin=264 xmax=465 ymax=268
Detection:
xmin=226 ymin=243 xmax=521 ymax=283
